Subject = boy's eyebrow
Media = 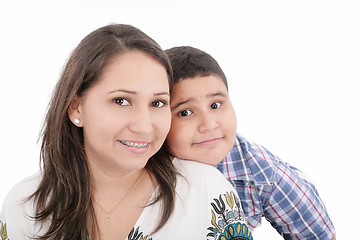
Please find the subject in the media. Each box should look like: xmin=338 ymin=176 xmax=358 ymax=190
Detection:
xmin=172 ymin=98 xmax=193 ymax=110
xmin=207 ymin=91 xmax=227 ymax=98
xmin=108 ymin=89 xmax=169 ymax=96
xmin=172 ymin=91 xmax=227 ymax=110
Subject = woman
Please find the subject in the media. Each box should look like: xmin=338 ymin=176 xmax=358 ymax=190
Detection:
xmin=0 ymin=24 xmax=252 ymax=240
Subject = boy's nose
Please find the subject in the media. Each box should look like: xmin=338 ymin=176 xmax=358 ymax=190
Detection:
xmin=198 ymin=113 xmax=219 ymax=133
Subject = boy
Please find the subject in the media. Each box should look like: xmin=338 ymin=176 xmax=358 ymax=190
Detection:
xmin=165 ymin=46 xmax=336 ymax=240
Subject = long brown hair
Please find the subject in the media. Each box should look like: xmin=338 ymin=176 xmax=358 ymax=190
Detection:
xmin=28 ymin=24 xmax=176 ymax=239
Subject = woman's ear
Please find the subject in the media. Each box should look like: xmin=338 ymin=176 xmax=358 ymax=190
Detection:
xmin=68 ymin=97 xmax=83 ymax=127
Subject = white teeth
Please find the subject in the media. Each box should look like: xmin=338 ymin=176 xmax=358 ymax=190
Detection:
xmin=120 ymin=141 xmax=149 ymax=148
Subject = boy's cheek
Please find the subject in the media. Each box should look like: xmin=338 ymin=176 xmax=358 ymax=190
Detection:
xmin=225 ymin=105 xmax=237 ymax=134
xmin=166 ymin=121 xmax=195 ymax=159
xmin=166 ymin=125 xmax=184 ymax=152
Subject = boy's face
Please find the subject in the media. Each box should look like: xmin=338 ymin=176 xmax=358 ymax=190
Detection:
xmin=166 ymin=75 xmax=237 ymax=165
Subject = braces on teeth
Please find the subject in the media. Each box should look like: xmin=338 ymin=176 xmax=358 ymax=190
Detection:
xmin=120 ymin=141 xmax=149 ymax=148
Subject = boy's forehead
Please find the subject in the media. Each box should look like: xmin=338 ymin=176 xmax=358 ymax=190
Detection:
xmin=171 ymin=75 xmax=228 ymax=101
xmin=176 ymin=75 xmax=226 ymax=89
xmin=178 ymin=74 xmax=224 ymax=84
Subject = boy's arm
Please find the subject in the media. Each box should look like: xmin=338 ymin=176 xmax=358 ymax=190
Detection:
xmin=218 ymin=134 xmax=335 ymax=239
xmin=264 ymin=160 xmax=335 ymax=239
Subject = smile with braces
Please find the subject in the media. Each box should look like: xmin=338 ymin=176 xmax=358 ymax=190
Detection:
xmin=119 ymin=141 xmax=149 ymax=148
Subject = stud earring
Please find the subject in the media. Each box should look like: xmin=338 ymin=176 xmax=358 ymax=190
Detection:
xmin=74 ymin=118 xmax=80 ymax=124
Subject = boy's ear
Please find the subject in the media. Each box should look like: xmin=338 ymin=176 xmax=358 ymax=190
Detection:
xmin=68 ymin=97 xmax=83 ymax=127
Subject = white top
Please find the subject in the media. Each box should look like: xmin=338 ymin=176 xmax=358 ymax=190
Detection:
xmin=0 ymin=158 xmax=253 ymax=239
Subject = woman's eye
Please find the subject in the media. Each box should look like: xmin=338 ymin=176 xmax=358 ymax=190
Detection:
xmin=112 ymin=97 xmax=130 ymax=106
xmin=152 ymin=100 xmax=167 ymax=108
xmin=211 ymin=102 xmax=221 ymax=109
xmin=178 ymin=109 xmax=193 ymax=117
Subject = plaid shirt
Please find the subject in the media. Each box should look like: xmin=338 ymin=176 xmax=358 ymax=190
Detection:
xmin=216 ymin=134 xmax=335 ymax=240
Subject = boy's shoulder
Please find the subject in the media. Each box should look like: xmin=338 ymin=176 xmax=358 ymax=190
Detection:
xmin=219 ymin=134 xmax=282 ymax=185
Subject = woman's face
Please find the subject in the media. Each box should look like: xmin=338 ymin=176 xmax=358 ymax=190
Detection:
xmin=72 ymin=51 xmax=171 ymax=175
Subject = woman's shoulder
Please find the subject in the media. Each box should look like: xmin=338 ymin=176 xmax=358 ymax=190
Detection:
xmin=168 ymin=158 xmax=252 ymax=240
xmin=0 ymin=173 xmax=42 ymax=239
xmin=3 ymin=173 xmax=42 ymax=205
xmin=1 ymin=173 xmax=41 ymax=216
xmin=173 ymin=158 xmax=224 ymax=178
xmin=172 ymin=158 xmax=232 ymax=189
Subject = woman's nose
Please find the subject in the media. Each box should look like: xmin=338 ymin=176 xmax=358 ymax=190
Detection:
xmin=128 ymin=107 xmax=153 ymax=134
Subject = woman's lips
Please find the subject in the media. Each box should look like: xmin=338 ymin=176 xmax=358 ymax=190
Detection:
xmin=119 ymin=140 xmax=149 ymax=148
xmin=118 ymin=140 xmax=150 ymax=153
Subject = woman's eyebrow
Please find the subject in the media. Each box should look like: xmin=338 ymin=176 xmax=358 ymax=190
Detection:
xmin=108 ymin=89 xmax=136 ymax=94
xmin=108 ymin=89 xmax=169 ymax=96
xmin=154 ymin=92 xmax=170 ymax=96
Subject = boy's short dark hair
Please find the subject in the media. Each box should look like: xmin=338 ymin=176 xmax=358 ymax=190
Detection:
xmin=165 ymin=46 xmax=228 ymax=90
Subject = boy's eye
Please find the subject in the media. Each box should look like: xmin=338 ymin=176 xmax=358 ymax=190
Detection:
xmin=178 ymin=109 xmax=193 ymax=117
xmin=112 ymin=97 xmax=130 ymax=106
xmin=152 ymin=100 xmax=167 ymax=108
xmin=211 ymin=102 xmax=221 ymax=109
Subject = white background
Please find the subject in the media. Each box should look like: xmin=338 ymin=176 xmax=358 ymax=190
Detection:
xmin=0 ymin=0 xmax=359 ymax=239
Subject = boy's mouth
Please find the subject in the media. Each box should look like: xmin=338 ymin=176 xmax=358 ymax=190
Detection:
xmin=193 ymin=137 xmax=223 ymax=146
